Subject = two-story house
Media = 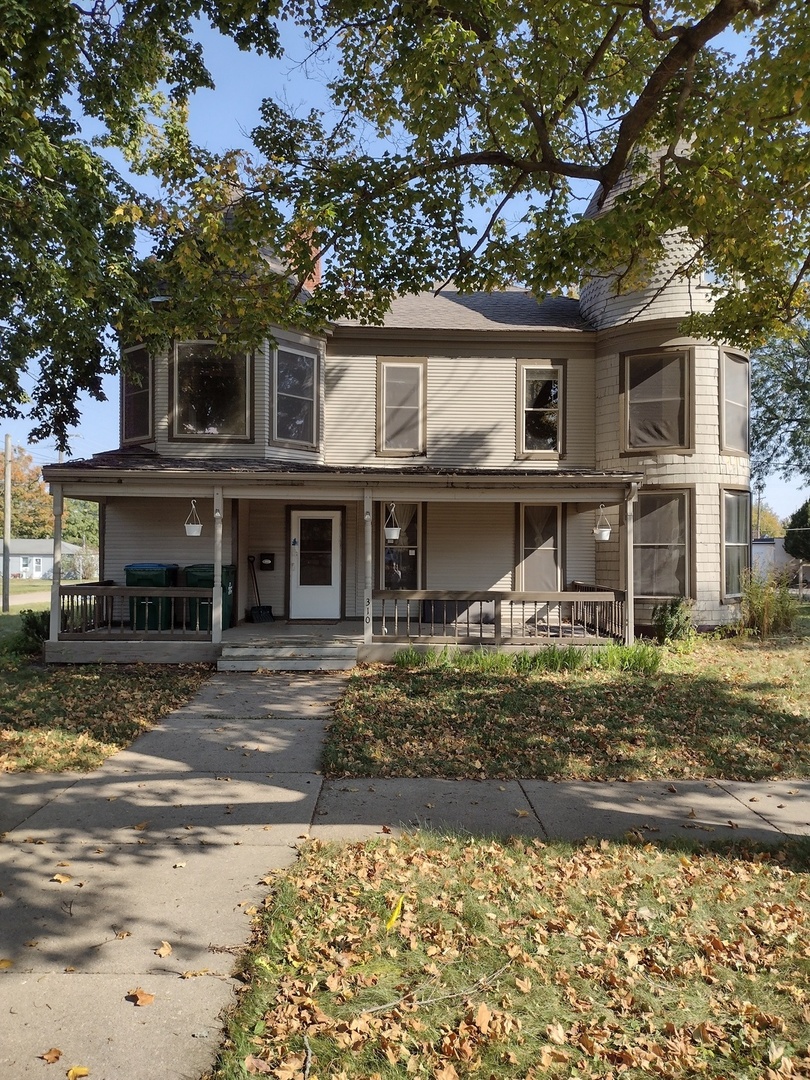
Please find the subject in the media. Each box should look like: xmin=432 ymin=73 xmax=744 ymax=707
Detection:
xmin=42 ymin=255 xmax=750 ymax=669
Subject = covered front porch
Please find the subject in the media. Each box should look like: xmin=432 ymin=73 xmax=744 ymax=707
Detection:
xmin=43 ymin=460 xmax=642 ymax=665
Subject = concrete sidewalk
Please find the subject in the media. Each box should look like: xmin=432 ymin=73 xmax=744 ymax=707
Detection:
xmin=1 ymin=672 xmax=808 ymax=1078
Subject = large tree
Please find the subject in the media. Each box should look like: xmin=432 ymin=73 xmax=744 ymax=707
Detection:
xmin=5 ymin=0 xmax=810 ymax=446
xmin=750 ymin=326 xmax=810 ymax=485
xmin=0 ymin=0 xmax=279 ymax=447
xmin=0 ymin=446 xmax=51 ymax=538
xmin=237 ymin=0 xmax=810 ymax=343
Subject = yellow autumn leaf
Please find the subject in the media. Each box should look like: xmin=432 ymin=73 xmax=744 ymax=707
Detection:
xmin=66 ymin=1068 xmax=90 ymax=1079
xmin=51 ymin=874 xmax=72 ymax=884
xmin=385 ymin=893 xmax=405 ymax=932
xmin=0 ymin=959 xmax=13 ymax=969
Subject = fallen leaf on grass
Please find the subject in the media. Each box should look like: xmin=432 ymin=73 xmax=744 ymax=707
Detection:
xmin=126 ymin=987 xmax=155 ymax=1006
xmin=51 ymin=874 xmax=72 ymax=884
xmin=385 ymin=893 xmax=405 ymax=932
xmin=66 ymin=1068 xmax=89 ymax=1079
xmin=244 ymin=1056 xmax=273 ymax=1075
xmin=39 ymin=1047 xmax=61 ymax=1063
xmin=547 ymin=1021 xmax=567 ymax=1045
xmin=515 ymin=976 xmax=532 ymax=993
xmin=155 ymin=941 xmax=172 ymax=958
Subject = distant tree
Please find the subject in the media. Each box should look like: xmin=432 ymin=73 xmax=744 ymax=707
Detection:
xmin=0 ymin=446 xmax=51 ymax=538
xmin=752 ymin=501 xmax=785 ymax=539
xmin=751 ymin=327 xmax=810 ymax=486
xmin=63 ymin=500 xmax=100 ymax=548
xmin=784 ymin=499 xmax=810 ymax=562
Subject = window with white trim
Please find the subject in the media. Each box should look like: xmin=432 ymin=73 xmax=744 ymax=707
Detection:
xmin=723 ymin=489 xmax=750 ymax=598
xmin=634 ymin=491 xmax=689 ymax=598
xmin=625 ymin=351 xmax=688 ymax=450
xmin=172 ymin=342 xmax=250 ymax=439
xmin=272 ymin=348 xmax=318 ymax=447
xmin=122 ymin=346 xmax=152 ymax=443
xmin=722 ymin=352 xmax=749 ymax=453
xmin=379 ymin=360 xmax=425 ymax=454
xmin=520 ymin=364 xmax=562 ymax=455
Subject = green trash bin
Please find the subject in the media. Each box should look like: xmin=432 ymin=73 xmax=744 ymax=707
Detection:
xmin=184 ymin=564 xmax=236 ymax=631
xmin=124 ymin=563 xmax=179 ymax=630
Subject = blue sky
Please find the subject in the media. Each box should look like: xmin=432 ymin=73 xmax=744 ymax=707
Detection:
xmin=4 ymin=19 xmax=808 ymax=519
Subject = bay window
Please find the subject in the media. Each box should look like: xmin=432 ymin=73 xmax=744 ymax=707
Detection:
xmin=273 ymin=348 xmax=318 ymax=447
xmin=722 ymin=351 xmax=749 ymax=453
xmin=625 ymin=351 xmax=689 ymax=451
xmin=172 ymin=342 xmax=251 ymax=440
xmin=634 ymin=491 xmax=689 ymax=598
xmin=723 ymin=490 xmax=750 ymax=598
xmin=122 ymin=345 xmax=152 ymax=443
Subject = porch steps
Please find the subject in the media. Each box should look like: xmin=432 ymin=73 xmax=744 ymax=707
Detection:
xmin=217 ymin=643 xmax=358 ymax=673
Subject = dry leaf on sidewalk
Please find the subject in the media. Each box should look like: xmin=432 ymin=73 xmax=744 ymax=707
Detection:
xmin=127 ymin=987 xmax=155 ymax=1006
xmin=154 ymin=941 xmax=172 ymax=958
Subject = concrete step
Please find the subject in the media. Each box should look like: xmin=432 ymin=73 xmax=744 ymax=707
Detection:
xmin=217 ymin=657 xmax=357 ymax=672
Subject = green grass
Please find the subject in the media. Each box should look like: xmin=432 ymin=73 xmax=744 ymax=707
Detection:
xmin=207 ymin=831 xmax=810 ymax=1080
xmin=7 ymin=579 xmax=54 ymax=596
xmin=324 ymin=612 xmax=810 ymax=780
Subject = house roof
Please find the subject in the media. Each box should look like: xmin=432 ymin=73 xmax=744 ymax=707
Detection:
xmin=44 ymin=448 xmax=641 ymax=485
xmin=336 ymin=289 xmax=590 ymax=333
xmin=10 ymin=539 xmax=82 ymax=555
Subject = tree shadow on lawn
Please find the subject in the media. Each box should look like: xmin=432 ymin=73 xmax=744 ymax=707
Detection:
xmin=326 ymin=668 xmax=809 ymax=781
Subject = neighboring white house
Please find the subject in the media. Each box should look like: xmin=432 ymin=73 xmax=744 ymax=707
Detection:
xmin=9 ymin=539 xmax=82 ymax=580
xmin=41 ymin=243 xmax=751 ymax=667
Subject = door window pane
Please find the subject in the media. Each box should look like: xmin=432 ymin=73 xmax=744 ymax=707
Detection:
xmin=299 ymin=518 xmax=333 ymax=586
xmin=634 ymin=492 xmax=688 ymax=597
xmin=382 ymin=503 xmax=419 ymax=589
xmin=627 ymin=354 xmax=686 ymax=448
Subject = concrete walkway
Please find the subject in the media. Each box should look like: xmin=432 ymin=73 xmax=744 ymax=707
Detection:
xmin=1 ymin=672 xmax=808 ymax=1078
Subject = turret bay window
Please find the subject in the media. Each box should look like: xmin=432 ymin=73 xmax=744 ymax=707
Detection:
xmin=519 ymin=364 xmax=562 ymax=456
xmin=378 ymin=359 xmax=425 ymax=455
xmin=381 ymin=503 xmax=420 ymax=589
xmin=122 ymin=345 xmax=152 ymax=443
xmin=172 ymin=342 xmax=251 ymax=440
xmin=272 ymin=347 xmax=318 ymax=447
xmin=722 ymin=352 xmax=749 ymax=453
xmin=634 ymin=490 xmax=689 ymax=598
xmin=624 ymin=351 xmax=689 ymax=451
xmin=723 ymin=489 xmax=750 ymax=598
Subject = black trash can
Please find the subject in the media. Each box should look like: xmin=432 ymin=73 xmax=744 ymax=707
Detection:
xmin=184 ymin=564 xmax=236 ymax=630
xmin=124 ymin=563 xmax=179 ymax=630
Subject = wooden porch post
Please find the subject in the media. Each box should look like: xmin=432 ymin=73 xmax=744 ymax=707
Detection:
xmin=50 ymin=484 xmax=63 ymax=643
xmin=363 ymin=488 xmax=373 ymax=645
xmin=624 ymin=483 xmax=638 ymax=645
xmin=212 ymin=487 xmax=223 ymax=645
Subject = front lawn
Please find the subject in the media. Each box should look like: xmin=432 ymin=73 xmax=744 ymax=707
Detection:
xmin=324 ymin=623 xmax=810 ymax=781
xmin=0 ymin=611 xmax=211 ymax=770
xmin=208 ymin=831 xmax=810 ymax=1080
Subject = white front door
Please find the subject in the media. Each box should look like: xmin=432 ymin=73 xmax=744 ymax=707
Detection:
xmin=289 ymin=510 xmax=342 ymax=619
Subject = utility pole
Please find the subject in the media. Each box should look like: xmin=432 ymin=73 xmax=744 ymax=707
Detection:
xmin=2 ymin=435 xmax=10 ymax=614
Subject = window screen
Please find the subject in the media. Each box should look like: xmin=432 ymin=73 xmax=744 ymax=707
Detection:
xmin=522 ymin=505 xmax=559 ymax=591
xmin=122 ymin=346 xmax=151 ymax=442
xmin=382 ymin=503 xmax=419 ymax=590
xmin=627 ymin=354 xmax=686 ymax=448
xmin=174 ymin=344 xmax=249 ymax=438
xmin=634 ymin=491 xmax=688 ymax=597
xmin=381 ymin=363 xmax=423 ymax=452
xmin=724 ymin=490 xmax=750 ymax=597
xmin=723 ymin=353 xmax=749 ymax=453
xmin=275 ymin=349 xmax=316 ymax=445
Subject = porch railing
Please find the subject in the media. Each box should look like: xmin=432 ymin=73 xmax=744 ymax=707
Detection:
xmin=373 ymin=587 xmax=626 ymax=645
xmin=58 ymin=584 xmax=214 ymax=640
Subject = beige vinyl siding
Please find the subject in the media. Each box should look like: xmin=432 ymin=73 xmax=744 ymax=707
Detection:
xmin=426 ymin=357 xmax=515 ymax=467
xmin=103 ymin=498 xmax=233 ymax=585
xmin=247 ymin=501 xmax=288 ymax=616
xmin=561 ymin=357 xmax=595 ymax=466
xmin=323 ymin=356 xmax=377 ymax=465
xmin=426 ymin=503 xmax=513 ymax=590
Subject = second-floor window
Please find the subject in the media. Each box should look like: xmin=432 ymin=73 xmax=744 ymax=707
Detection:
xmin=519 ymin=364 xmax=562 ymax=455
xmin=722 ymin=351 xmax=749 ymax=453
xmin=273 ymin=348 xmax=318 ymax=447
xmin=624 ymin=351 xmax=689 ymax=451
xmin=122 ymin=345 xmax=152 ymax=443
xmin=172 ymin=342 xmax=251 ymax=440
xmin=378 ymin=359 xmax=425 ymax=455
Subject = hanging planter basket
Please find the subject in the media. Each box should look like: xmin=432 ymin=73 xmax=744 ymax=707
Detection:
xmin=184 ymin=499 xmax=203 ymax=537
xmin=384 ymin=503 xmax=401 ymax=542
xmin=593 ymin=504 xmax=612 ymax=542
